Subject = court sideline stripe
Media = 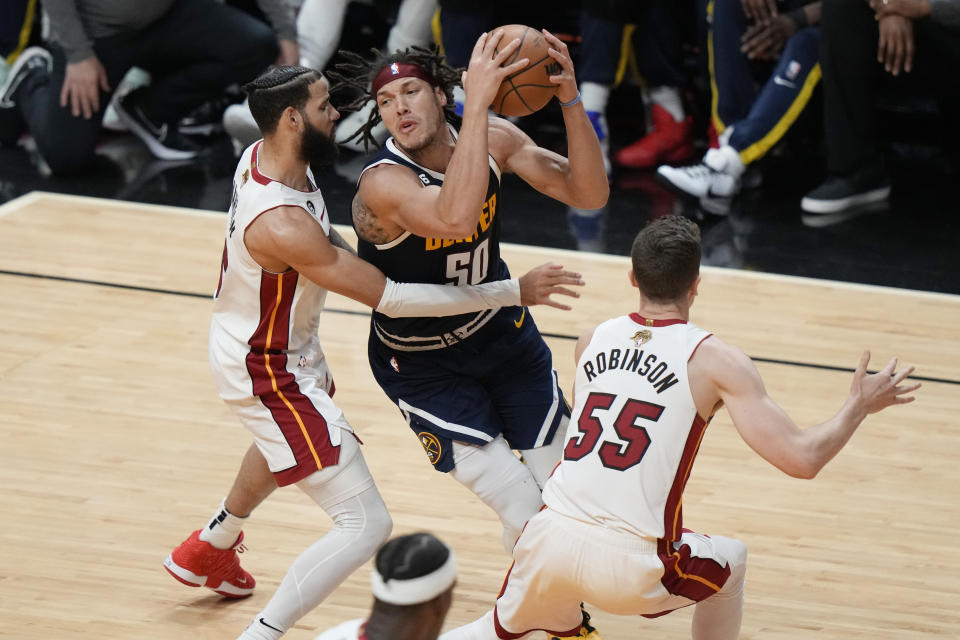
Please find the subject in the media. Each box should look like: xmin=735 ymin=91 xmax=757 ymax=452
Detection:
xmin=3 ymin=268 xmax=956 ymax=387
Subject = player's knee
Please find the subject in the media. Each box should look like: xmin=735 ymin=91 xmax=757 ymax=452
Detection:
xmin=331 ymin=494 xmax=392 ymax=555
xmin=365 ymin=506 xmax=394 ymax=553
xmin=783 ymin=27 xmax=820 ymax=59
xmin=721 ymin=537 xmax=748 ymax=583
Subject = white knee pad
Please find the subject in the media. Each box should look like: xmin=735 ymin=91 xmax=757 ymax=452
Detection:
xmin=451 ymin=436 xmax=543 ymax=552
xmin=713 ymin=535 xmax=747 ymax=592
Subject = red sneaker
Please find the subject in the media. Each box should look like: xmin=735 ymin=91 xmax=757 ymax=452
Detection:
xmin=615 ymin=103 xmax=695 ymax=169
xmin=163 ymin=529 xmax=255 ymax=598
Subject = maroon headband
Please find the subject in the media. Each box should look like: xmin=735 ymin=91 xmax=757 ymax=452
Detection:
xmin=371 ymin=62 xmax=436 ymax=95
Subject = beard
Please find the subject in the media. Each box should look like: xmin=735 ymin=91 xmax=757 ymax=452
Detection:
xmin=299 ymin=117 xmax=339 ymax=168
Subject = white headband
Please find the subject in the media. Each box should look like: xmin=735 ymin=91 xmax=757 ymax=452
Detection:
xmin=370 ymin=546 xmax=456 ymax=606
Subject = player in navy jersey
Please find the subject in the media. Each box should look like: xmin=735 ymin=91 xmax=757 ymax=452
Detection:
xmin=329 ymin=29 xmax=608 ymax=619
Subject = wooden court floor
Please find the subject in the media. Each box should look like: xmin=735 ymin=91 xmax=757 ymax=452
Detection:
xmin=0 ymin=192 xmax=958 ymax=639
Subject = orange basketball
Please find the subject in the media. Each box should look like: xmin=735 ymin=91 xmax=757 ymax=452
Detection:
xmin=490 ymin=24 xmax=559 ymax=117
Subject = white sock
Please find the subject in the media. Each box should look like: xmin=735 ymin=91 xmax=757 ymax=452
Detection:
xmin=580 ymin=81 xmax=610 ymax=115
xmin=650 ymin=85 xmax=685 ymax=122
xmin=199 ymin=498 xmax=246 ymax=550
xmin=704 ymin=145 xmax=745 ymax=179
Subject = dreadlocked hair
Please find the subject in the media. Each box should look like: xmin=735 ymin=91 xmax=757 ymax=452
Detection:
xmin=327 ymin=45 xmax=462 ymax=151
xmin=243 ymin=65 xmax=323 ymax=136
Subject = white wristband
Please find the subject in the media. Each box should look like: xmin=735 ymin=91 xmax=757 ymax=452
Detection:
xmin=375 ymin=277 xmax=521 ymax=318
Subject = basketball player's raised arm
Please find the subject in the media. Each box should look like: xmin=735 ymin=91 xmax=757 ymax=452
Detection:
xmin=704 ymin=340 xmax=919 ymax=478
xmin=363 ymin=32 xmax=528 ymax=239
xmin=496 ymin=30 xmax=608 ymax=210
xmin=245 ymin=206 xmax=583 ymax=316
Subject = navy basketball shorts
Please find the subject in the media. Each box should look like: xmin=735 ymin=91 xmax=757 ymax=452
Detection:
xmin=367 ymin=307 xmax=569 ymax=472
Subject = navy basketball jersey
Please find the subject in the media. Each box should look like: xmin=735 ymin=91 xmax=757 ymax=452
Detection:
xmin=356 ymin=130 xmax=510 ymax=348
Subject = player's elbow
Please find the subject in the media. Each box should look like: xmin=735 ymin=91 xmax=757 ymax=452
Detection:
xmin=571 ymin=183 xmax=609 ymax=210
xmin=438 ymin=215 xmax=479 ymax=238
xmin=783 ymin=454 xmax=822 ymax=479
xmin=786 ymin=463 xmax=819 ymax=479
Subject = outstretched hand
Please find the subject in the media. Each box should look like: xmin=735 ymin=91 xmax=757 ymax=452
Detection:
xmin=849 ymin=350 xmax=920 ymax=415
xmin=518 ymin=262 xmax=584 ymax=310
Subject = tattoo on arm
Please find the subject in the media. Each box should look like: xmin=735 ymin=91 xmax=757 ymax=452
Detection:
xmin=352 ymin=195 xmax=396 ymax=245
xmin=327 ymin=226 xmax=357 ymax=256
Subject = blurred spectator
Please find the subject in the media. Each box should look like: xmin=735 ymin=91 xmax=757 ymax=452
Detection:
xmin=436 ymin=1 xmax=694 ymax=174
xmin=0 ymin=0 xmax=39 ymax=146
xmin=609 ymin=1 xmax=696 ymax=172
xmin=224 ymin=0 xmax=437 ymax=151
xmin=801 ymin=0 xmax=960 ymax=216
xmin=659 ymin=0 xmax=822 ymax=214
xmin=435 ymin=0 xmax=572 ymax=114
xmin=0 ymin=0 xmax=281 ymax=174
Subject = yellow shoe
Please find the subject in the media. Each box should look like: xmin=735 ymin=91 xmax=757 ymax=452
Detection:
xmin=550 ymin=606 xmax=602 ymax=640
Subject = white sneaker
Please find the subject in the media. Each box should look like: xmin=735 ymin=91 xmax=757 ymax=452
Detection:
xmin=102 ymin=67 xmax=152 ymax=131
xmin=657 ymin=145 xmax=743 ymax=199
xmin=0 ymin=46 xmax=52 ymax=108
xmin=223 ymin=100 xmax=261 ymax=149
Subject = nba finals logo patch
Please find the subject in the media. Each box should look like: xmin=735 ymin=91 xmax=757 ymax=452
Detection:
xmin=418 ymin=431 xmax=442 ymax=466
xmin=390 ymin=62 xmax=400 ymax=75
xmin=631 ymin=329 xmax=653 ymax=346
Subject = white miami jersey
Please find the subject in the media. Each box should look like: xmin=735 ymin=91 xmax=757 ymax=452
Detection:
xmin=209 ymin=140 xmax=337 ymax=406
xmin=543 ymin=314 xmax=712 ymax=541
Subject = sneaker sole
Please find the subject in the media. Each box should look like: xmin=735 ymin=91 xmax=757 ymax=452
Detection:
xmin=163 ymin=555 xmax=254 ymax=598
xmin=179 ymin=123 xmax=222 ymax=137
xmin=800 ymin=185 xmax=890 ymax=214
xmin=801 ymin=200 xmax=889 ymax=228
xmin=113 ymin=99 xmax=199 ymax=161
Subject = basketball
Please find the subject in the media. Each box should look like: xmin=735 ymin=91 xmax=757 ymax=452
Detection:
xmin=490 ymin=25 xmax=559 ymax=117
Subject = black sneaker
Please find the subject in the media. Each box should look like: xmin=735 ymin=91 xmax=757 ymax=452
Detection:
xmin=113 ymin=88 xmax=202 ymax=160
xmin=178 ymin=95 xmax=236 ymax=136
xmin=801 ymin=163 xmax=891 ymax=214
xmin=0 ymin=46 xmax=52 ymax=108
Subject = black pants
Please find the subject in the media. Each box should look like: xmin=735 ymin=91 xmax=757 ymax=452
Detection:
xmin=821 ymin=0 xmax=960 ymax=174
xmin=9 ymin=0 xmax=276 ymax=174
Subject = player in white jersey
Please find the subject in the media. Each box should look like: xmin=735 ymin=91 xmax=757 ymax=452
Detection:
xmin=441 ymin=215 xmax=920 ymax=640
xmin=315 ymin=532 xmax=456 ymax=640
xmin=161 ymin=65 xmax=584 ymax=640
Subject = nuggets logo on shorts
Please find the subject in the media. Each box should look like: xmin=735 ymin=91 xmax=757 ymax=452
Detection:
xmin=418 ymin=431 xmax=442 ymax=466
